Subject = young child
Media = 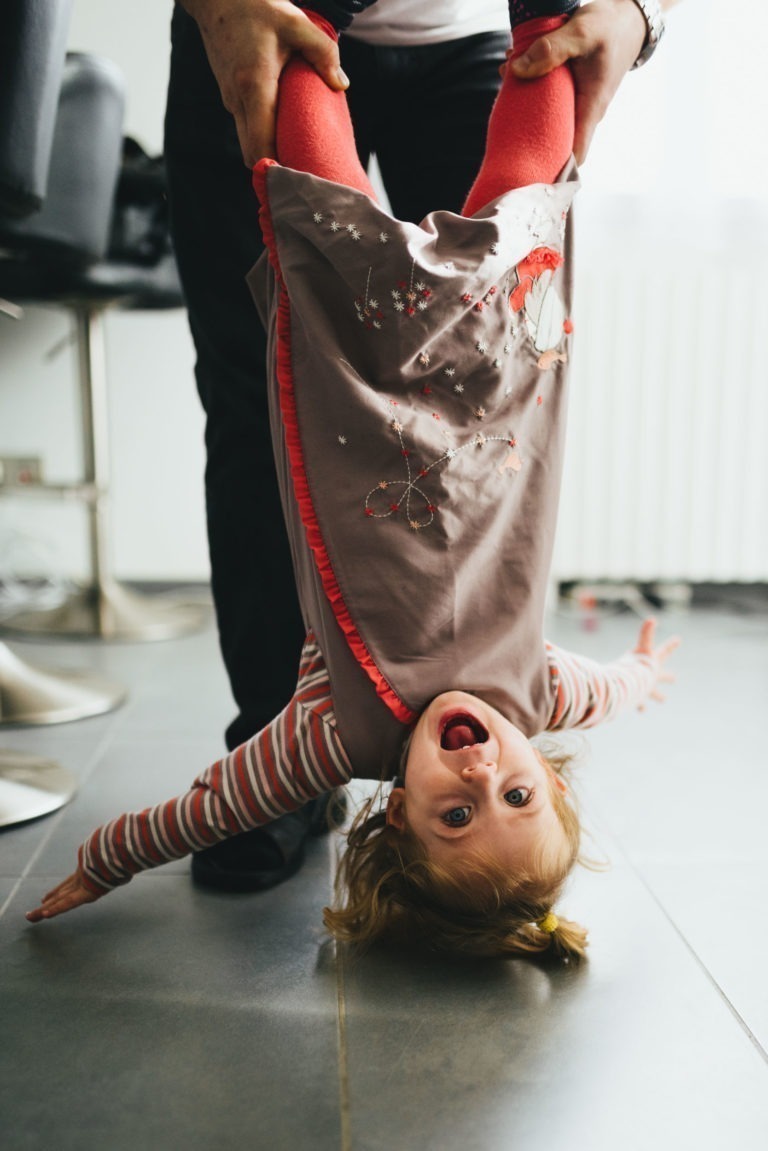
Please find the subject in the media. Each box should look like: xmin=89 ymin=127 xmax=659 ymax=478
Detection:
xmin=27 ymin=1 xmax=678 ymax=960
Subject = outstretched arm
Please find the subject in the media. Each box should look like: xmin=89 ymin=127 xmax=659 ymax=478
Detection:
xmin=547 ymin=617 xmax=680 ymax=730
xmin=26 ymin=636 xmax=351 ymax=921
xmin=511 ymin=0 xmax=680 ymax=163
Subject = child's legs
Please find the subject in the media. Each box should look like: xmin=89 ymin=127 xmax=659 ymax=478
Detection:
xmin=462 ymin=15 xmax=575 ymax=217
xmin=275 ymin=14 xmax=377 ymax=199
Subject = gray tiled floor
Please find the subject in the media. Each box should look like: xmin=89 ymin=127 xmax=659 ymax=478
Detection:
xmin=1 ymin=593 xmax=767 ymax=1149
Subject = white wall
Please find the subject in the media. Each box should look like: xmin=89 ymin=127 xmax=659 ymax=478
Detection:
xmin=0 ymin=0 xmax=209 ymax=584
xmin=1 ymin=0 xmax=765 ymax=586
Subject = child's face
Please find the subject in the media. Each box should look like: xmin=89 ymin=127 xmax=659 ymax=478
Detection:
xmin=388 ymin=692 xmax=565 ymax=872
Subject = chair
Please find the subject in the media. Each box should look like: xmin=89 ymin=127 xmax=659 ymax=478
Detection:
xmin=0 ymin=48 xmax=206 ymax=641
xmin=0 ymin=1 xmax=124 ymax=826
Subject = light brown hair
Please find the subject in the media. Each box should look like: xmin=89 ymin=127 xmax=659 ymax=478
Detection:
xmin=323 ymin=746 xmax=588 ymax=961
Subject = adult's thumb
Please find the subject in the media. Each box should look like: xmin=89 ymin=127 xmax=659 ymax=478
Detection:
xmin=510 ymin=25 xmax=575 ymax=78
xmin=300 ymin=26 xmax=349 ymax=90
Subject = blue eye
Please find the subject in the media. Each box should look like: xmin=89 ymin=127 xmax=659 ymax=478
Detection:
xmin=442 ymin=805 xmax=471 ymax=826
xmin=505 ymin=787 xmax=532 ymax=807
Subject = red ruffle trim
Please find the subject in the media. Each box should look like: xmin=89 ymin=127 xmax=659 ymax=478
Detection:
xmin=252 ymin=159 xmax=416 ymax=725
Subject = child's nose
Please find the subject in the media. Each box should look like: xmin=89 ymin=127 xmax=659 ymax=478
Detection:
xmin=460 ymin=761 xmax=497 ymax=782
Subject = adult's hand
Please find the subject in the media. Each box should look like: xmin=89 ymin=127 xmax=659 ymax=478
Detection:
xmin=511 ymin=0 xmax=671 ymax=163
xmin=178 ymin=0 xmax=349 ymax=165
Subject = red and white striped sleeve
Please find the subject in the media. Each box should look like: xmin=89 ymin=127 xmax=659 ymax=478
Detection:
xmin=78 ymin=634 xmax=352 ymax=895
xmin=545 ymin=641 xmax=658 ymax=731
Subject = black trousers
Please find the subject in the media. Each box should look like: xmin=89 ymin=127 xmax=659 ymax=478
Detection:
xmin=164 ymin=9 xmax=509 ymax=749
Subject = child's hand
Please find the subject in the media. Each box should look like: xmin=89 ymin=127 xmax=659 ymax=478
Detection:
xmin=26 ymin=871 xmax=103 ymax=923
xmin=633 ymin=616 xmax=681 ymax=707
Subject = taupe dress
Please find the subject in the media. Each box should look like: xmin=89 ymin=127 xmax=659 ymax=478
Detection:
xmin=250 ymin=161 xmax=577 ymax=778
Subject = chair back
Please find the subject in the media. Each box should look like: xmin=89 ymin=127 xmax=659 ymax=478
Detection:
xmin=0 ymin=52 xmax=125 ymax=264
xmin=0 ymin=0 xmax=73 ymax=217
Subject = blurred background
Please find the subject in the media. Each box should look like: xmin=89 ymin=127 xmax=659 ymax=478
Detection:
xmin=0 ymin=0 xmax=764 ymax=597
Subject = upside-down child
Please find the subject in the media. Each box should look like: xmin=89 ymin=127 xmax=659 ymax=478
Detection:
xmin=27 ymin=0 xmax=678 ymax=960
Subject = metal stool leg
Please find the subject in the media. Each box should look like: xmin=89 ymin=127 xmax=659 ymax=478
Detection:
xmin=0 ymin=637 xmax=127 ymax=827
xmin=0 ymin=640 xmax=125 ymax=724
xmin=2 ymin=303 xmax=207 ymax=640
xmin=0 ymin=748 xmax=78 ymax=828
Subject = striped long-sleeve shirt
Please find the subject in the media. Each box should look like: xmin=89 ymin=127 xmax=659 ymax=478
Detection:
xmin=78 ymin=633 xmax=658 ymax=894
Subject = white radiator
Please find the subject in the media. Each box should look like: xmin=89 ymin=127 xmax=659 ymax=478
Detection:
xmin=552 ymin=215 xmax=768 ymax=583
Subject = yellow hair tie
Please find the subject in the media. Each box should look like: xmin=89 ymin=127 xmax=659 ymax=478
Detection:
xmin=537 ymin=911 xmax=559 ymax=934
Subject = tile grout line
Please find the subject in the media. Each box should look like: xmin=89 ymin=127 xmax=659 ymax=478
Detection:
xmin=330 ymin=837 xmax=352 ymax=1151
xmin=335 ymin=941 xmax=352 ymax=1151
xmin=0 ymin=722 xmax=118 ymax=923
xmin=616 ymin=843 xmax=768 ymax=1065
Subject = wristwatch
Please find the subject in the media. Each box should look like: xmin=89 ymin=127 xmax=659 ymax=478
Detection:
xmin=629 ymin=0 xmax=666 ymax=69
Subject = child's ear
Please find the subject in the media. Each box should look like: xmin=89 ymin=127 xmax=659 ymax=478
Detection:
xmin=535 ymin=750 xmax=568 ymax=794
xmin=550 ymin=772 xmax=568 ymax=795
xmin=386 ymin=787 xmax=407 ymax=831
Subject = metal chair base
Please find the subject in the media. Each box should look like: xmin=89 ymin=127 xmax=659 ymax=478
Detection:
xmin=0 ymin=578 xmax=207 ymax=641
xmin=0 ymin=749 xmax=78 ymax=827
xmin=0 ymin=640 xmax=125 ymax=724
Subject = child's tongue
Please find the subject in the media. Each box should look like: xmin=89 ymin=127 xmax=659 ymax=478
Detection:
xmin=443 ymin=722 xmax=477 ymax=751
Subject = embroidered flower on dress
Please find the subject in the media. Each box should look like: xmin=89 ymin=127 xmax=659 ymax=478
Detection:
xmin=355 ymin=268 xmax=385 ymax=330
xmin=390 ymin=262 xmax=432 ymax=318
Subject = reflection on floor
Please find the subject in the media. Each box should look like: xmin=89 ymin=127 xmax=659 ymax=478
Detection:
xmin=1 ymin=592 xmax=767 ymax=1150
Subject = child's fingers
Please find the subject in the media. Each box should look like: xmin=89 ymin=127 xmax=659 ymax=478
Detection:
xmin=26 ymin=873 xmax=98 ymax=922
xmin=634 ymin=616 xmax=657 ymax=654
xmin=658 ymin=635 xmax=682 ymax=660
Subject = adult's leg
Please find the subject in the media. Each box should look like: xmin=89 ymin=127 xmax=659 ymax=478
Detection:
xmin=340 ymin=31 xmax=510 ymax=223
xmin=164 ymin=8 xmax=306 ymax=753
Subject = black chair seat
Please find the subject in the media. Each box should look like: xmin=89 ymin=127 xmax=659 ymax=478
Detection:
xmin=0 ymin=250 xmax=182 ymax=310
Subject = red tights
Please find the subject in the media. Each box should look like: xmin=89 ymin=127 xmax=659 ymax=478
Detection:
xmin=273 ymin=13 xmax=574 ymax=216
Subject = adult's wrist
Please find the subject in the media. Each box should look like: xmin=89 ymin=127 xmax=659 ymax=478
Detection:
xmin=292 ymin=0 xmax=377 ymax=33
xmin=627 ymin=0 xmax=666 ymax=68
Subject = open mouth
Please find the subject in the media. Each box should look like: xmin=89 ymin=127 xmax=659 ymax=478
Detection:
xmin=440 ymin=712 xmax=489 ymax=751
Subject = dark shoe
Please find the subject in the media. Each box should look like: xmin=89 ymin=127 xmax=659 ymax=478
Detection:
xmin=190 ymin=789 xmax=346 ymax=893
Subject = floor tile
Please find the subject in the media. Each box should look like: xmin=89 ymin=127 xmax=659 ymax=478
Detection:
xmin=1 ymin=854 xmax=341 ymax=1151
xmin=638 ymin=858 xmax=768 ymax=1052
xmin=340 ymin=864 xmax=768 ymax=1151
xmin=2 ymin=597 xmax=768 ymax=1150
